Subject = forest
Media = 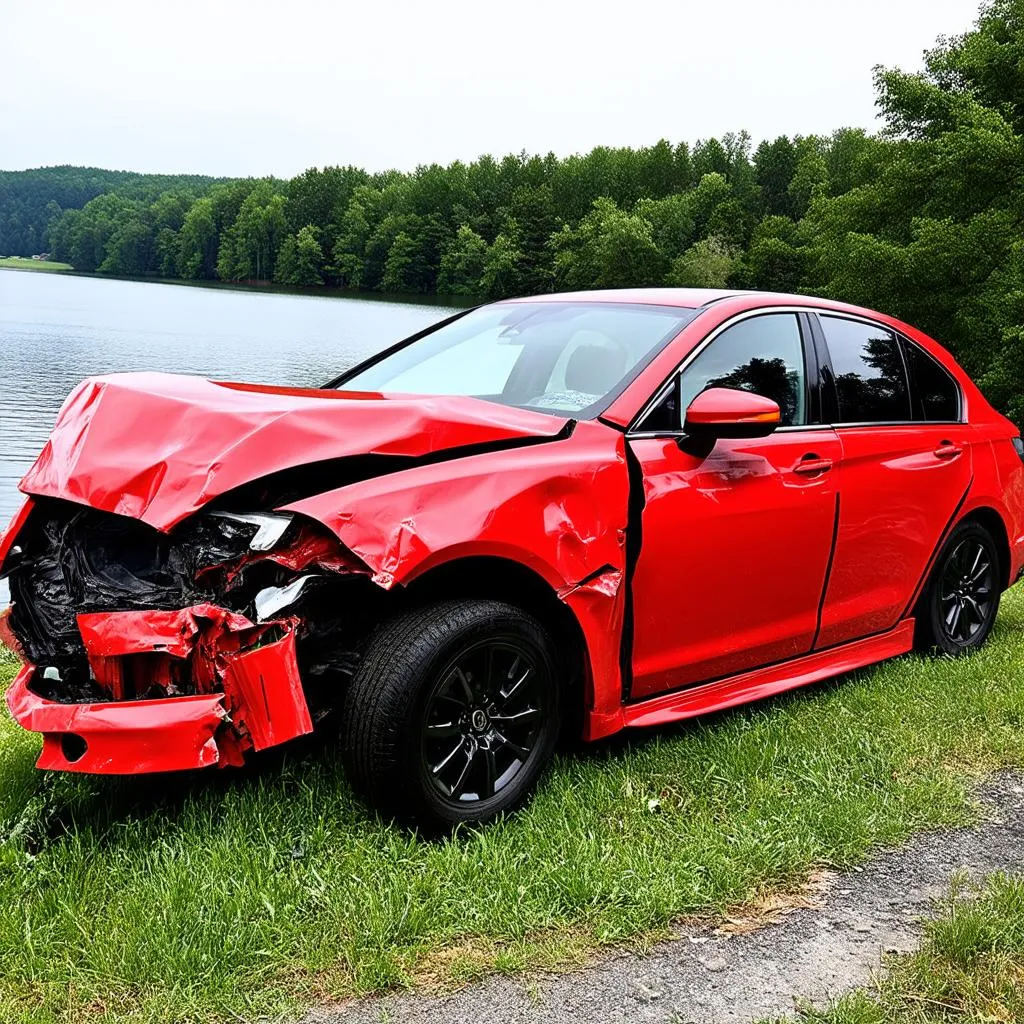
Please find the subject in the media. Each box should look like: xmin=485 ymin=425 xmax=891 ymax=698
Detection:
xmin=2 ymin=0 xmax=1023 ymax=423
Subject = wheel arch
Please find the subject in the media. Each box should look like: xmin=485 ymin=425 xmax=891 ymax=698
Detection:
xmin=403 ymin=554 xmax=593 ymax=736
xmin=960 ymin=505 xmax=1012 ymax=590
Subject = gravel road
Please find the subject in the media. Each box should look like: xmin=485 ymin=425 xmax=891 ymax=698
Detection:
xmin=305 ymin=773 xmax=1024 ymax=1024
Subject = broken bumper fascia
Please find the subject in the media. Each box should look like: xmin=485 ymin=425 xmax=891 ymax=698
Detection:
xmin=6 ymin=666 xmax=229 ymax=773
xmin=3 ymin=604 xmax=314 ymax=774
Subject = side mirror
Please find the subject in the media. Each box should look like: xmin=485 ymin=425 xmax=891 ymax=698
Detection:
xmin=684 ymin=387 xmax=781 ymax=439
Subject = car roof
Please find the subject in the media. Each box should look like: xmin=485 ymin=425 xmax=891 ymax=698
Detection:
xmin=501 ymin=288 xmax=736 ymax=308
xmin=499 ymin=288 xmax=894 ymax=322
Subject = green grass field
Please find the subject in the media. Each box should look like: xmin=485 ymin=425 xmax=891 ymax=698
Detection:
xmin=770 ymin=871 xmax=1024 ymax=1023
xmin=0 ymin=257 xmax=73 ymax=272
xmin=2 ymin=590 xmax=1024 ymax=1023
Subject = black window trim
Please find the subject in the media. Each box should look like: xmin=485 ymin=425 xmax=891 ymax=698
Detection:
xmin=627 ymin=306 xmax=824 ymax=437
xmin=805 ymin=310 xmax=839 ymax=423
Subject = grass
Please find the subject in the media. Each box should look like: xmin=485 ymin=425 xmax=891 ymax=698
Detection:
xmin=771 ymin=871 xmax=1024 ymax=1023
xmin=2 ymin=589 xmax=1024 ymax=1023
xmin=0 ymin=257 xmax=73 ymax=272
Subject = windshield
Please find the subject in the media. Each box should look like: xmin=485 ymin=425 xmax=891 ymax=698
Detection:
xmin=337 ymin=301 xmax=699 ymax=416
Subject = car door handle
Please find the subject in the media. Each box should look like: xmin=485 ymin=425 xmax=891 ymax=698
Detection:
xmin=793 ymin=454 xmax=834 ymax=476
xmin=934 ymin=441 xmax=963 ymax=460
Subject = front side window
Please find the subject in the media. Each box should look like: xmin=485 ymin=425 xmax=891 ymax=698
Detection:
xmin=676 ymin=313 xmax=808 ymax=427
xmin=820 ymin=316 xmax=911 ymax=423
xmin=339 ymin=302 xmax=699 ymax=417
xmin=901 ymin=339 xmax=961 ymax=422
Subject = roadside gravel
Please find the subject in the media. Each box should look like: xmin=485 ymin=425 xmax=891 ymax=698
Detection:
xmin=306 ymin=772 xmax=1024 ymax=1024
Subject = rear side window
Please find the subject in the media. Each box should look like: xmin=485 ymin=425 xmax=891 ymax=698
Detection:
xmin=820 ymin=316 xmax=911 ymax=423
xmin=901 ymin=339 xmax=960 ymax=421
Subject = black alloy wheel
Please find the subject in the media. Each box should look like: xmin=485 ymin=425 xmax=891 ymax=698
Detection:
xmin=938 ymin=536 xmax=997 ymax=646
xmin=420 ymin=639 xmax=545 ymax=804
xmin=919 ymin=521 xmax=1002 ymax=655
xmin=340 ymin=600 xmax=561 ymax=828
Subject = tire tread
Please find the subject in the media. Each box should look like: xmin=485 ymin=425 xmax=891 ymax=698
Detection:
xmin=340 ymin=599 xmax=558 ymax=825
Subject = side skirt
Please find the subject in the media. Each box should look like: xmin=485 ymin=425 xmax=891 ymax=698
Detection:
xmin=585 ymin=619 xmax=915 ymax=739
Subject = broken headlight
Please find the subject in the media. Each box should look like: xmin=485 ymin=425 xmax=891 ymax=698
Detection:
xmin=207 ymin=511 xmax=293 ymax=552
xmin=204 ymin=512 xmax=317 ymax=622
xmin=254 ymin=574 xmax=317 ymax=622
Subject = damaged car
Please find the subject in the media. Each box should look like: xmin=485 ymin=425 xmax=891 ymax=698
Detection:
xmin=2 ymin=288 xmax=1024 ymax=827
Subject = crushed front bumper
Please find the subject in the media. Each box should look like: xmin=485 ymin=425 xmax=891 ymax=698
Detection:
xmin=3 ymin=604 xmax=314 ymax=774
xmin=7 ymin=667 xmax=229 ymax=773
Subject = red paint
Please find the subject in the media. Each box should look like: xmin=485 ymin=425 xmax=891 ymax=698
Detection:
xmin=683 ymin=387 xmax=781 ymax=429
xmin=229 ymin=523 xmax=369 ymax=579
xmin=221 ymin=632 xmax=312 ymax=751
xmin=964 ymin=426 xmax=1024 ymax=584
xmin=815 ymin=424 xmax=974 ymax=649
xmin=286 ymin=420 xmax=632 ymax=716
xmin=75 ymin=604 xmax=303 ymax=707
xmin=622 ymin=619 xmax=916 ymax=731
xmin=629 ymin=429 xmax=842 ymax=696
xmin=19 ymin=372 xmax=569 ymax=530
xmin=7 ymin=667 xmax=228 ymax=774
xmin=6 ymin=603 xmax=311 ymax=772
xmin=3 ymin=288 xmax=1023 ymax=779
xmin=79 ymin=605 xmax=255 ymax=662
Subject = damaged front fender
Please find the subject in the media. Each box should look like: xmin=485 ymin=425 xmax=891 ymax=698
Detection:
xmin=285 ymin=420 xmax=633 ymax=726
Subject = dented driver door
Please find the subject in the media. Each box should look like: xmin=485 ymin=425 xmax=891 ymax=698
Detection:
xmin=625 ymin=310 xmax=841 ymax=700
xmin=627 ymin=430 xmax=841 ymax=698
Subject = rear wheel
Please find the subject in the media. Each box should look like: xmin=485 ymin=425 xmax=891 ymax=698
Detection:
xmin=340 ymin=600 xmax=561 ymax=828
xmin=917 ymin=521 xmax=1001 ymax=655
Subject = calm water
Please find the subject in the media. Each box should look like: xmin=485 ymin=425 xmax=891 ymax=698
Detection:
xmin=0 ymin=271 xmax=460 ymax=602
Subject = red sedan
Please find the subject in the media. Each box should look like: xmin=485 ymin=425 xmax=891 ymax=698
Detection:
xmin=2 ymin=289 xmax=1023 ymax=826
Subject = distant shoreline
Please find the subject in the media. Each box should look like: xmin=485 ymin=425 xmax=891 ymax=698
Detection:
xmin=0 ymin=256 xmax=73 ymax=272
xmin=0 ymin=263 xmax=469 ymax=308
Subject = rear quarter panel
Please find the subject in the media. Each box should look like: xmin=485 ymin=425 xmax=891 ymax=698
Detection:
xmin=908 ymin=324 xmax=1024 ymax=587
xmin=964 ymin=421 xmax=1024 ymax=585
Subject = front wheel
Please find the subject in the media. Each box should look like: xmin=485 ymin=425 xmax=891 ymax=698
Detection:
xmin=917 ymin=521 xmax=1002 ymax=655
xmin=340 ymin=600 xmax=561 ymax=828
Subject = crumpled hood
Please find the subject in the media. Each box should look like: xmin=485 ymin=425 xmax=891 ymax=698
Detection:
xmin=19 ymin=372 xmax=571 ymax=531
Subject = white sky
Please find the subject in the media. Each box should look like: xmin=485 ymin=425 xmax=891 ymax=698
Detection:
xmin=2 ymin=0 xmax=983 ymax=178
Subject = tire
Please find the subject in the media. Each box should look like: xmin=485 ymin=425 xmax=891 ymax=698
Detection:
xmin=340 ymin=599 xmax=561 ymax=828
xmin=916 ymin=520 xmax=1002 ymax=655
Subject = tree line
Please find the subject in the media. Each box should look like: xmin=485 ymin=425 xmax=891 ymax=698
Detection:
xmin=0 ymin=166 xmax=227 ymax=258
xmin=3 ymin=0 xmax=1024 ymax=424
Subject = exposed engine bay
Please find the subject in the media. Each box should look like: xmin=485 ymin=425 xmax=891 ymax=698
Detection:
xmin=2 ymin=497 xmax=387 ymax=770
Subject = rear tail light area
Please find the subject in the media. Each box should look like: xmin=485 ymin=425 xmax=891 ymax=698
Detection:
xmin=1013 ymin=437 xmax=1024 ymax=462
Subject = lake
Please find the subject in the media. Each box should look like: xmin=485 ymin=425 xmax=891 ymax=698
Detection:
xmin=0 ymin=271 xmax=461 ymax=602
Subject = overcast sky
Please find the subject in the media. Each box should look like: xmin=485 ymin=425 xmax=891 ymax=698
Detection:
xmin=3 ymin=0 xmax=983 ymax=178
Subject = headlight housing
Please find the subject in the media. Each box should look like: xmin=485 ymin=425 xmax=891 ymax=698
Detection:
xmin=208 ymin=512 xmax=293 ymax=552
